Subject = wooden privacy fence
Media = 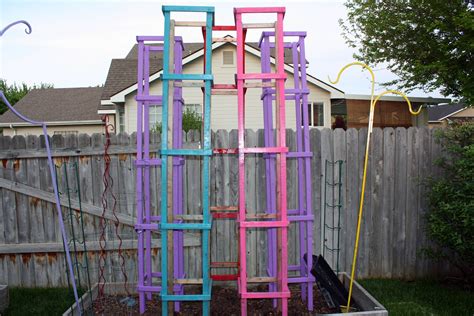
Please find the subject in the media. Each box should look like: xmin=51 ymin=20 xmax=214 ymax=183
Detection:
xmin=0 ymin=127 xmax=445 ymax=287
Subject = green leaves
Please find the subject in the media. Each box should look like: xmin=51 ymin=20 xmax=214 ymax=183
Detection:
xmin=425 ymin=123 xmax=474 ymax=282
xmin=182 ymin=108 xmax=202 ymax=133
xmin=341 ymin=0 xmax=474 ymax=103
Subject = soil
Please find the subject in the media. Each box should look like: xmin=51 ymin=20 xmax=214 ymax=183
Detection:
xmin=92 ymin=285 xmax=341 ymax=315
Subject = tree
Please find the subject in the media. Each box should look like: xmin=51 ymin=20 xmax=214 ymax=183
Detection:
xmin=150 ymin=108 xmax=202 ymax=134
xmin=341 ymin=1 xmax=473 ymax=103
xmin=426 ymin=122 xmax=474 ymax=284
xmin=0 ymin=79 xmax=53 ymax=115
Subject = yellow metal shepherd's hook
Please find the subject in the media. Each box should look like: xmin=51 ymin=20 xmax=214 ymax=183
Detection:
xmin=329 ymin=62 xmax=421 ymax=313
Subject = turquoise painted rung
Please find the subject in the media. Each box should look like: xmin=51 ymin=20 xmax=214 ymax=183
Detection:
xmin=161 ymin=73 xmax=213 ymax=81
xmin=161 ymin=149 xmax=212 ymax=156
xmin=162 ymin=5 xmax=215 ymax=13
xmin=160 ymin=223 xmax=212 ymax=230
xmin=161 ymin=293 xmax=211 ymax=301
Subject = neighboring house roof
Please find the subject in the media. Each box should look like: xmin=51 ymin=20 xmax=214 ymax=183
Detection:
xmin=428 ymin=103 xmax=468 ymax=122
xmin=0 ymin=87 xmax=103 ymax=126
xmin=335 ymin=94 xmax=450 ymax=104
xmin=100 ymin=37 xmax=343 ymax=110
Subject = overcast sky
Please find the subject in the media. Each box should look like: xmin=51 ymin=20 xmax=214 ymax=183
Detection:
xmin=1 ymin=0 xmax=445 ymax=98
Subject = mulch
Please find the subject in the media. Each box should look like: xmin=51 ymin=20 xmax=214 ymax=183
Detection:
xmin=92 ymin=285 xmax=341 ymax=315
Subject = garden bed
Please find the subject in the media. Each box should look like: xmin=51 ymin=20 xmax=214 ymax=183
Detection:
xmin=64 ymin=273 xmax=387 ymax=315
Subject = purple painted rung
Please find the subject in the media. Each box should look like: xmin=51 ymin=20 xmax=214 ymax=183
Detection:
xmin=260 ymin=31 xmax=314 ymax=311
xmin=258 ymin=31 xmax=306 ymax=47
xmin=135 ymin=35 xmax=186 ymax=314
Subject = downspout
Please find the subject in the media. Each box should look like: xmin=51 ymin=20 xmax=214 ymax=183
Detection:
xmin=9 ymin=123 xmax=17 ymax=135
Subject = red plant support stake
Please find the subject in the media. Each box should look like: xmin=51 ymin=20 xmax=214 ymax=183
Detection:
xmin=97 ymin=116 xmax=129 ymax=311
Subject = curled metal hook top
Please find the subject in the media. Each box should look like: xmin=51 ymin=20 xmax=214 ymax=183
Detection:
xmin=373 ymin=89 xmax=422 ymax=115
xmin=0 ymin=20 xmax=32 ymax=37
xmin=328 ymin=61 xmax=375 ymax=86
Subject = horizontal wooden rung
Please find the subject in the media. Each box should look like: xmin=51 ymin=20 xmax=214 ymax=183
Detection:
xmin=242 ymin=23 xmax=275 ymax=29
xmin=212 ymin=37 xmax=236 ymax=42
xmin=212 ymin=89 xmax=237 ymax=95
xmin=213 ymin=84 xmax=236 ymax=89
xmin=174 ymin=21 xmax=207 ymax=27
xmin=247 ymin=277 xmax=277 ymax=283
xmin=213 ymin=148 xmax=239 ymax=154
xmin=246 ymin=213 xmax=277 ymax=220
xmin=210 ymin=206 xmax=238 ymax=211
xmin=174 ymin=82 xmax=206 ymax=88
xmin=243 ymin=82 xmax=275 ymax=88
xmin=211 ymin=262 xmax=239 ymax=268
xmin=174 ymin=214 xmax=204 ymax=220
xmin=174 ymin=278 xmax=203 ymax=284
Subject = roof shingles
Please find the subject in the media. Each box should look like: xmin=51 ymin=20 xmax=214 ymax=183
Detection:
xmin=0 ymin=87 xmax=103 ymax=124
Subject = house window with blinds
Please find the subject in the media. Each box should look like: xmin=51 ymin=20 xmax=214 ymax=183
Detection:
xmin=222 ymin=50 xmax=234 ymax=66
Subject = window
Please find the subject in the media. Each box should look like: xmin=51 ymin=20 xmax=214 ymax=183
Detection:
xmin=185 ymin=103 xmax=202 ymax=116
xmin=305 ymin=102 xmax=324 ymax=127
xmin=222 ymin=50 xmax=234 ymax=66
xmin=118 ymin=107 xmax=125 ymax=133
xmin=149 ymin=105 xmax=161 ymax=128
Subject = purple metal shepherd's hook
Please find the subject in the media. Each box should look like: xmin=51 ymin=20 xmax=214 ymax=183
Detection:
xmin=1 ymin=21 xmax=81 ymax=314
xmin=0 ymin=20 xmax=32 ymax=36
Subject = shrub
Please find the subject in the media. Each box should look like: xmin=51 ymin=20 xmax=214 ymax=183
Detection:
xmin=182 ymin=108 xmax=202 ymax=133
xmin=426 ymin=122 xmax=474 ymax=283
xmin=150 ymin=109 xmax=202 ymax=134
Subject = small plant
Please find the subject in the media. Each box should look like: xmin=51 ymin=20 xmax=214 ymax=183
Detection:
xmin=182 ymin=108 xmax=202 ymax=133
xmin=151 ymin=122 xmax=162 ymax=134
xmin=425 ymin=122 xmax=474 ymax=284
xmin=149 ymin=108 xmax=202 ymax=134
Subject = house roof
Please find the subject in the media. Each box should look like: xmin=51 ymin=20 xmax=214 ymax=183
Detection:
xmin=428 ymin=103 xmax=467 ymax=122
xmin=0 ymin=87 xmax=103 ymax=126
xmin=336 ymin=94 xmax=450 ymax=104
xmin=100 ymin=38 xmax=320 ymax=108
xmin=100 ymin=42 xmax=204 ymax=102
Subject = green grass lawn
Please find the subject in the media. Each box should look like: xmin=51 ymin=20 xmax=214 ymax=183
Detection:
xmin=4 ymin=287 xmax=80 ymax=316
xmin=359 ymin=279 xmax=474 ymax=316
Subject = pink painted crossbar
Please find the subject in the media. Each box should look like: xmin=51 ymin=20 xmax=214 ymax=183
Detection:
xmin=240 ymin=291 xmax=290 ymax=299
xmin=234 ymin=7 xmax=285 ymax=14
xmin=240 ymin=147 xmax=288 ymax=154
xmin=237 ymin=73 xmax=286 ymax=80
xmin=240 ymin=220 xmax=289 ymax=228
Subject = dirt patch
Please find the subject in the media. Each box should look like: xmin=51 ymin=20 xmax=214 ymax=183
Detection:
xmin=92 ymin=285 xmax=340 ymax=315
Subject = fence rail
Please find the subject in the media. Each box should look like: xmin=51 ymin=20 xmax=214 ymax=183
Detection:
xmin=0 ymin=128 xmax=445 ymax=287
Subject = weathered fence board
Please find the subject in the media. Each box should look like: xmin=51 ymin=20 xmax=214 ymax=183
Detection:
xmin=0 ymin=128 xmax=447 ymax=287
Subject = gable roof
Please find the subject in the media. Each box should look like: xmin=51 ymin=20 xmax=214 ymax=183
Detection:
xmin=0 ymin=87 xmax=103 ymax=126
xmin=428 ymin=103 xmax=467 ymax=122
xmin=100 ymin=38 xmax=342 ymax=108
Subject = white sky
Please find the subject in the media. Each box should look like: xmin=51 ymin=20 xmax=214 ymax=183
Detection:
xmin=1 ymin=0 xmax=446 ymax=98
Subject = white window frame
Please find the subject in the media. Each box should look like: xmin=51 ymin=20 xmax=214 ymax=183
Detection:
xmin=184 ymin=103 xmax=202 ymax=116
xmin=307 ymin=101 xmax=325 ymax=127
xmin=118 ymin=107 xmax=125 ymax=133
xmin=149 ymin=105 xmax=161 ymax=128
